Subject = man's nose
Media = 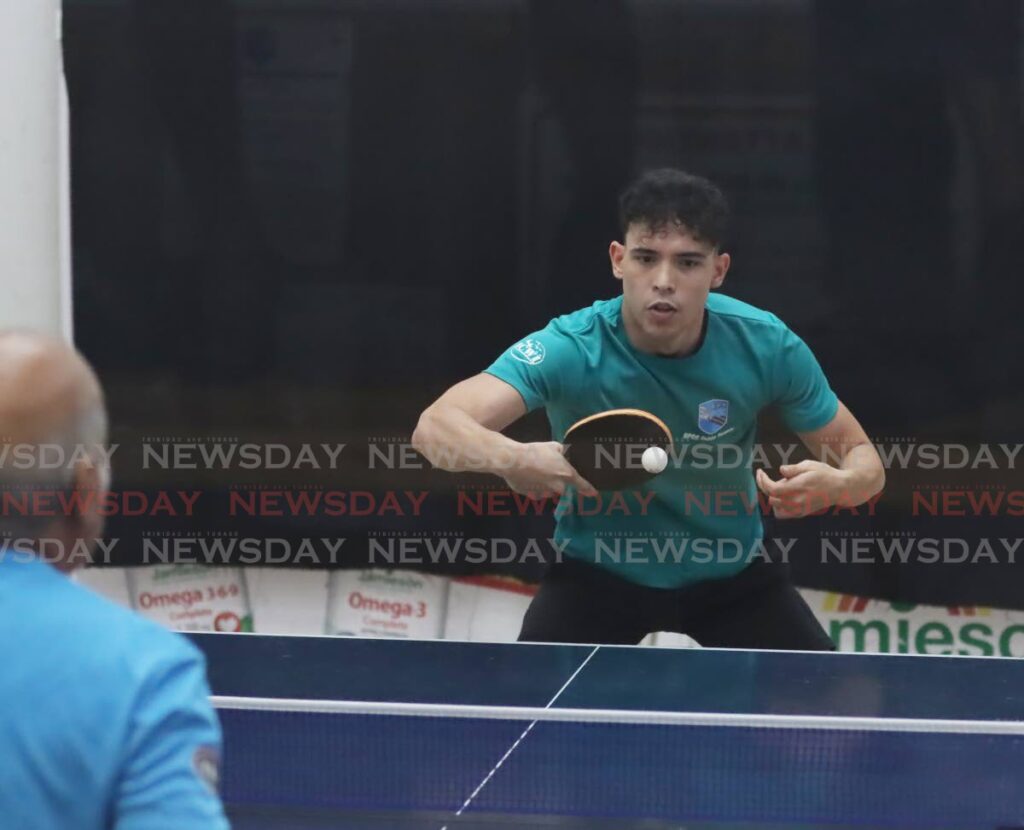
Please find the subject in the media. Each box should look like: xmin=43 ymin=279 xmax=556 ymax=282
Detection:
xmin=653 ymin=262 xmax=675 ymax=291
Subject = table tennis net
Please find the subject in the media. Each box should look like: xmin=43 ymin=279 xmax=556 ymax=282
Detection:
xmin=212 ymin=696 xmax=1024 ymax=827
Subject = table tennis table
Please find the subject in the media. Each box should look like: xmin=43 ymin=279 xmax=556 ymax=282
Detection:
xmin=190 ymin=633 xmax=1024 ymax=829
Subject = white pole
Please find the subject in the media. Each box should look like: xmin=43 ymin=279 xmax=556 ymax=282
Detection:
xmin=0 ymin=0 xmax=69 ymax=340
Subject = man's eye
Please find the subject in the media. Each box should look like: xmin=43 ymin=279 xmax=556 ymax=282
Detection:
xmin=636 ymin=255 xmax=655 ymax=264
xmin=679 ymin=259 xmax=700 ymax=269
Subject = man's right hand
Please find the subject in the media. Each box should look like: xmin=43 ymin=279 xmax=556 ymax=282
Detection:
xmin=502 ymin=441 xmax=598 ymax=499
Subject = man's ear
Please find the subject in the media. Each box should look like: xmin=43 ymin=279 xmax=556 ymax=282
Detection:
xmin=55 ymin=457 xmax=107 ymax=572
xmin=69 ymin=458 xmax=102 ymax=514
xmin=711 ymin=251 xmax=730 ymax=289
xmin=65 ymin=457 xmax=105 ymax=536
xmin=609 ymin=241 xmax=626 ymax=281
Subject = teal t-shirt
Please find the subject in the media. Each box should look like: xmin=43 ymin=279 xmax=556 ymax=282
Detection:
xmin=484 ymin=293 xmax=839 ymax=589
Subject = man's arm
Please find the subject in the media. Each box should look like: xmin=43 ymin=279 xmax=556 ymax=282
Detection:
xmin=114 ymin=642 xmax=228 ymax=830
xmin=412 ymin=373 xmax=595 ymax=497
xmin=755 ymin=400 xmax=885 ymax=518
xmin=412 ymin=373 xmax=528 ymax=472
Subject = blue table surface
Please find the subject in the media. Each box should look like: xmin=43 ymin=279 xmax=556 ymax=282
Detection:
xmin=189 ymin=632 xmax=1024 ymax=721
xmin=192 ymin=635 xmax=1024 ymax=828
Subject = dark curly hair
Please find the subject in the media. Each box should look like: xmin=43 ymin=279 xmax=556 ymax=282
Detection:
xmin=618 ymin=169 xmax=729 ymax=248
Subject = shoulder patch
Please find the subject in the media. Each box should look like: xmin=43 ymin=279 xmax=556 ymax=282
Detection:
xmin=193 ymin=745 xmax=221 ymax=794
xmin=509 ymin=338 xmax=546 ymax=365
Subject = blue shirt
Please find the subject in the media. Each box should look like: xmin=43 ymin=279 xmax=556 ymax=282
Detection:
xmin=485 ymin=293 xmax=838 ymax=588
xmin=0 ymin=548 xmax=229 ymax=829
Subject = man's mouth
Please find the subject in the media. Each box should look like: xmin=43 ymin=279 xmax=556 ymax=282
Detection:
xmin=647 ymin=301 xmax=677 ymax=314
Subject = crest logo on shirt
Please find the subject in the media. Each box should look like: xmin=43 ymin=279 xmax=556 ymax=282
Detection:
xmin=510 ymin=338 xmax=546 ymax=365
xmin=193 ymin=746 xmax=221 ymax=794
xmin=698 ymin=399 xmax=729 ymax=435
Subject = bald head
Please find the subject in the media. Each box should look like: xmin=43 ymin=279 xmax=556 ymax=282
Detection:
xmin=0 ymin=331 xmax=109 ymax=567
xmin=0 ymin=331 xmax=105 ymax=447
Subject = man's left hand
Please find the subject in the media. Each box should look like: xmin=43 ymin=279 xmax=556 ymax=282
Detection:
xmin=755 ymin=461 xmax=853 ymax=519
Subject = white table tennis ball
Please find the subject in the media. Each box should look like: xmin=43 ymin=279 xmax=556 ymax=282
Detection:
xmin=642 ymin=445 xmax=668 ymax=474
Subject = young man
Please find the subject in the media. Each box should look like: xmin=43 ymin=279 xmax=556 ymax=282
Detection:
xmin=413 ymin=169 xmax=884 ymax=649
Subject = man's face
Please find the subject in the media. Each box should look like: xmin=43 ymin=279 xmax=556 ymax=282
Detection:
xmin=610 ymin=222 xmax=730 ymax=352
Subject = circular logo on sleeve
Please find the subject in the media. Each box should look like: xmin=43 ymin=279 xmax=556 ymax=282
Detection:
xmin=510 ymin=339 xmax=546 ymax=365
xmin=193 ymin=746 xmax=221 ymax=794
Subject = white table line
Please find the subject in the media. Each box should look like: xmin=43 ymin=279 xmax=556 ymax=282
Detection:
xmin=440 ymin=644 xmax=601 ymax=830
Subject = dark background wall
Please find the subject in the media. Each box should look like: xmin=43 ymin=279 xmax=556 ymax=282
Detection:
xmin=64 ymin=0 xmax=1024 ymax=606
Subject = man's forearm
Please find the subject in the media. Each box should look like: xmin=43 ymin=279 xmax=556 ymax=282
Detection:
xmin=411 ymin=404 xmax=523 ymax=474
xmin=836 ymin=443 xmax=886 ymax=506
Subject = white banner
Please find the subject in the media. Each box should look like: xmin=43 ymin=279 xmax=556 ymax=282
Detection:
xmin=801 ymin=589 xmax=1024 ymax=657
xmin=326 ymin=570 xmax=447 ymax=639
xmin=128 ymin=565 xmax=252 ymax=633
xmin=444 ymin=576 xmax=535 ymax=642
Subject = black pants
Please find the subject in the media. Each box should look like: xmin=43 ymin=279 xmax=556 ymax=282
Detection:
xmin=519 ymin=557 xmax=835 ymax=651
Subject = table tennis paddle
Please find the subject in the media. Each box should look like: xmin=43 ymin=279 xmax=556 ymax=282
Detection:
xmin=562 ymin=408 xmax=674 ymax=491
